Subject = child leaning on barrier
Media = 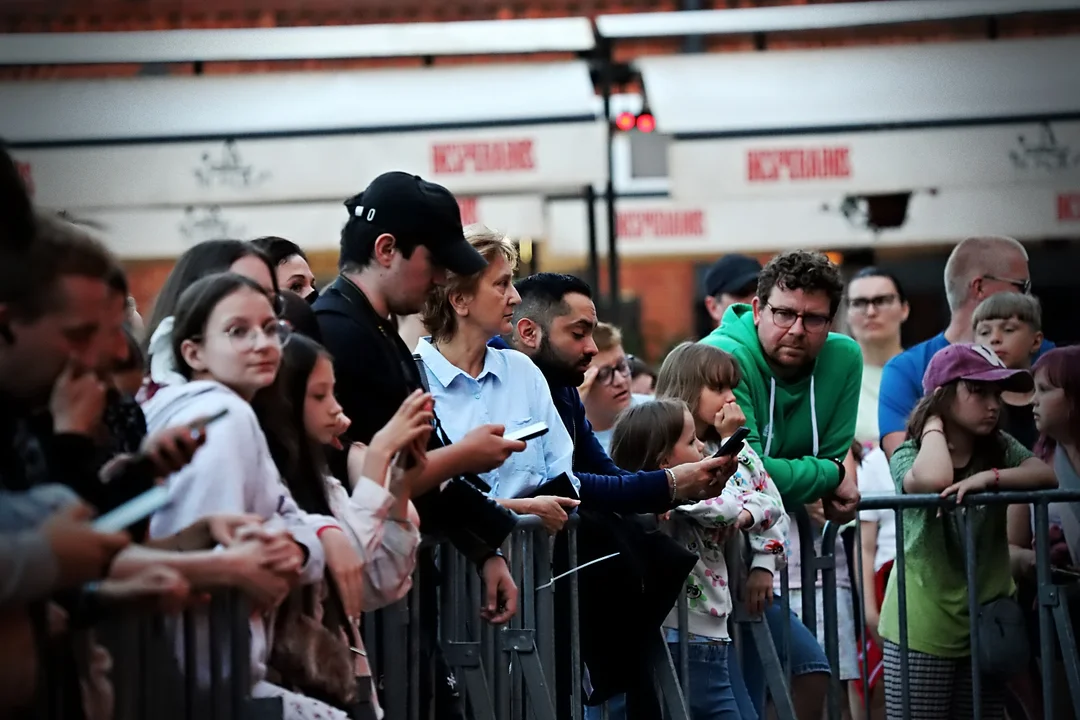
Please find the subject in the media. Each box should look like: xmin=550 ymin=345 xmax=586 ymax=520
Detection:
xmin=877 ymin=343 xmax=1057 ymax=720
xmin=607 ymin=398 xmax=786 ymax=720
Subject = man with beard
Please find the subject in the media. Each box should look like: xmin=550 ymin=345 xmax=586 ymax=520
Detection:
xmin=701 ymin=250 xmax=862 ymax=720
xmin=503 ymin=273 xmax=736 ymax=506
xmin=502 ymin=273 xmax=737 ymax=719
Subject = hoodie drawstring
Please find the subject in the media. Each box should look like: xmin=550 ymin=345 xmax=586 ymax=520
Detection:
xmin=763 ymin=375 xmax=819 ymax=458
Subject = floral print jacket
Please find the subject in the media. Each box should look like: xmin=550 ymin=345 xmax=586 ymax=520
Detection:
xmin=662 ymin=439 xmax=789 ymax=641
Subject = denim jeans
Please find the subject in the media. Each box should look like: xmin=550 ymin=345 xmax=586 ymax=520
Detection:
xmin=737 ymin=597 xmax=831 ymax=715
xmin=585 ymin=642 xmax=757 ymax=720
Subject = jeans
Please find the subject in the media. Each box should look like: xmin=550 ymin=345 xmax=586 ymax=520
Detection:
xmin=585 ymin=642 xmax=757 ymax=720
xmin=737 ymin=597 xmax=831 ymax=715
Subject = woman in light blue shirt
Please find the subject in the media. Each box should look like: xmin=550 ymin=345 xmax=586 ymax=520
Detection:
xmin=416 ymin=226 xmax=579 ymax=533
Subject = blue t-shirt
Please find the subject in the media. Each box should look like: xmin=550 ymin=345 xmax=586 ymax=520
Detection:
xmin=878 ymin=332 xmax=1056 ymax=438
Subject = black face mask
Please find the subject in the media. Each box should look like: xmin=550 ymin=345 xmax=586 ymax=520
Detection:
xmin=305 ymin=287 xmax=319 ymax=305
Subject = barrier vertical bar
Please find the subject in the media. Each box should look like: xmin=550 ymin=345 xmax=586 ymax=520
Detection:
xmin=779 ymin=563 xmax=792 ymax=683
xmin=511 ymin=530 xmax=525 ymax=720
xmin=409 ymin=571 xmax=422 ymax=720
xmin=183 ymin=609 xmax=198 ymax=720
xmin=534 ymin=529 xmax=556 ymax=707
xmin=854 ymin=522 xmax=871 ymax=720
xmin=894 ymin=508 xmax=910 ymax=720
xmin=677 ymin=592 xmax=690 ymax=702
xmin=1034 ymin=501 xmax=1055 ymax=720
xmin=963 ymin=508 xmax=983 ymax=720
xmin=820 ymin=522 xmax=841 ymax=720
xmin=208 ymin=593 xmax=224 ymax=720
xmin=795 ymin=508 xmax=818 ymax=630
xmin=569 ymin=523 xmax=583 ymax=720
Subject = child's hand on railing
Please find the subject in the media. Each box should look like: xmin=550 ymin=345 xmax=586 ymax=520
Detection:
xmin=744 ymin=568 xmax=774 ymax=616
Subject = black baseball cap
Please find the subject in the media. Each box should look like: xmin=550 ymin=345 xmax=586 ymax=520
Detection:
xmin=342 ymin=171 xmax=487 ymax=275
xmin=705 ymin=254 xmax=762 ymax=297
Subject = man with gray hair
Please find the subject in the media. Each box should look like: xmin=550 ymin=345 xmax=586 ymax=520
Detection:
xmin=878 ymin=236 xmax=1054 ymax=458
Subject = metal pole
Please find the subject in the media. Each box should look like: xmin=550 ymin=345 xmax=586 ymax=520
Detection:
xmin=585 ymin=184 xmax=600 ymax=294
xmin=600 ymin=39 xmax=620 ymax=324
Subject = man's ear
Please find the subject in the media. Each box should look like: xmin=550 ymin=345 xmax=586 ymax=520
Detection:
xmin=1030 ymin=330 xmax=1045 ymax=358
xmin=751 ymin=296 xmax=763 ymax=327
xmin=371 ymin=233 xmax=398 ymax=270
xmin=515 ymin=317 xmax=542 ymax=351
xmin=179 ymin=338 xmax=205 ymax=374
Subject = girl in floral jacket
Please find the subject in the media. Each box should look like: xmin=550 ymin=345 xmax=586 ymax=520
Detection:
xmin=611 ymin=394 xmax=787 ymax=720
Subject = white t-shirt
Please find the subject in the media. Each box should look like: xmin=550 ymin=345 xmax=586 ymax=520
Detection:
xmin=857 ymin=446 xmax=896 ymax=571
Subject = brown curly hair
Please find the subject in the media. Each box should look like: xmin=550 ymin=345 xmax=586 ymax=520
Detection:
xmin=757 ymin=250 xmax=845 ymax=318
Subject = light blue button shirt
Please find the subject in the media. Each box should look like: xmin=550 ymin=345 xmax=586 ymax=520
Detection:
xmin=415 ymin=337 xmax=578 ymax=500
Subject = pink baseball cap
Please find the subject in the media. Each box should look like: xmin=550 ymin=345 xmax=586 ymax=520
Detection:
xmin=922 ymin=343 xmax=1034 ymax=396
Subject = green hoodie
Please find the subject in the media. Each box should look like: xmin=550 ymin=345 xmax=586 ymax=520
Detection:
xmin=701 ymin=304 xmax=862 ymax=506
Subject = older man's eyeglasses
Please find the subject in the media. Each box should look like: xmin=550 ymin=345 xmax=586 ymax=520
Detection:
xmin=765 ymin=304 xmax=831 ymax=332
xmin=596 ymin=358 xmax=632 ymax=385
xmin=983 ymin=275 xmax=1032 ymax=295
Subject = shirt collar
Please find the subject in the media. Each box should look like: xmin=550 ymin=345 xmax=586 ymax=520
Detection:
xmin=416 ymin=337 xmax=504 ymax=388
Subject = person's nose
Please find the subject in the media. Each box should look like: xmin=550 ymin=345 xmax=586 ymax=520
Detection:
xmin=431 ymin=267 xmax=448 ymax=287
xmin=694 ymin=437 xmax=705 ymax=454
xmin=508 ymin=284 xmax=521 ymax=308
xmin=787 ymin=317 xmax=808 ymax=336
xmin=864 ymin=302 xmax=880 ymax=318
xmin=721 ymin=388 xmax=736 ymax=404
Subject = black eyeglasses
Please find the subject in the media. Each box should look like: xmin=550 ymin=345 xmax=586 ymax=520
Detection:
xmin=595 ymin=358 xmax=632 ymax=386
xmin=765 ymin=303 xmax=831 ymax=333
xmin=848 ymin=293 xmax=899 ymax=313
xmin=983 ymin=275 xmax=1032 ymax=295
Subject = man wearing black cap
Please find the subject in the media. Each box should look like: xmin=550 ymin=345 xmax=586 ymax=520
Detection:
xmin=313 ymin=171 xmax=522 ymax=618
xmin=703 ymin=254 xmax=762 ymax=329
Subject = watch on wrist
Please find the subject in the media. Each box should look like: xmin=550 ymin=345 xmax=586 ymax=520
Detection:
xmin=829 ymin=457 xmax=846 ymax=483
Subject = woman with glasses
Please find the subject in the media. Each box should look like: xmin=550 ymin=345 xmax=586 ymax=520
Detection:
xmin=141 ymin=239 xmax=283 ymax=401
xmin=844 ymin=268 xmax=908 ymax=720
xmin=415 ymin=225 xmax=580 ymax=534
xmin=845 ymin=267 xmax=910 ymax=449
xmin=142 ymin=272 xmax=350 ymax=720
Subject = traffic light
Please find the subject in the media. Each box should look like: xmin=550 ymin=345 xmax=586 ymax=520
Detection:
xmin=613 ymin=109 xmax=656 ymax=133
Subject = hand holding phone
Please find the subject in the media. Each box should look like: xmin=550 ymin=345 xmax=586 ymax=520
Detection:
xmin=505 ymin=422 xmax=549 ymax=443
xmin=713 ymin=426 xmax=750 ymax=458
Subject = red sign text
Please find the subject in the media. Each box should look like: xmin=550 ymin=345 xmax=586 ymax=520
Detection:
xmin=457 ymin=197 xmax=479 ymax=225
xmin=432 ymin=140 xmax=535 ymax=175
xmin=617 ymin=209 xmax=706 ymax=239
xmin=1058 ymin=192 xmax=1080 ymax=222
xmin=747 ymin=147 xmax=851 ymax=183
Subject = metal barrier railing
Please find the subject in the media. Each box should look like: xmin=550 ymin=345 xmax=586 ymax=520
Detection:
xmin=36 ymin=588 xmax=278 ymax=720
xmin=39 ymin=489 xmax=1080 ymax=720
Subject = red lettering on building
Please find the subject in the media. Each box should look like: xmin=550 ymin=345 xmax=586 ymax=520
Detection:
xmin=1058 ymin=193 xmax=1080 ymax=222
xmin=458 ymin=197 xmax=479 ymax=225
xmin=616 ymin=209 xmax=706 ymax=239
xmin=747 ymin=147 xmax=851 ymax=183
xmin=431 ymin=140 xmax=535 ymax=175
xmin=15 ymin=161 xmax=34 ymax=197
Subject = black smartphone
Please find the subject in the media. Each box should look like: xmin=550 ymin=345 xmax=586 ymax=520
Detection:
xmin=713 ymin=426 xmax=751 ymax=458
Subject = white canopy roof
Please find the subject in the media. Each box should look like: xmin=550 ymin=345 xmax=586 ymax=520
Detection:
xmin=636 ymin=36 xmax=1080 ymax=137
xmin=0 ymin=17 xmax=595 ymax=65
xmin=597 ymin=0 xmax=1080 ymax=40
xmin=0 ymin=61 xmax=599 ymax=145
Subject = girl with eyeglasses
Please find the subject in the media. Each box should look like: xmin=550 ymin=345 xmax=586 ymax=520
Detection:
xmin=142 ymin=272 xmax=353 ymax=720
xmin=141 ymin=239 xmax=283 ymax=401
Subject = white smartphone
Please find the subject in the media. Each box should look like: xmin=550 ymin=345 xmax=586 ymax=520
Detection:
xmin=93 ymin=486 xmax=172 ymax=533
xmin=505 ymin=422 xmax=549 ymax=443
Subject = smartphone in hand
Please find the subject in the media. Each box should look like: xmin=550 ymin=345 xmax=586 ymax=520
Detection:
xmin=713 ymin=426 xmax=751 ymax=458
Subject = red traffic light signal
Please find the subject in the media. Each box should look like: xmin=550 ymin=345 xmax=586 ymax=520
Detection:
xmin=635 ymin=112 xmax=656 ymax=133
xmin=615 ymin=111 xmax=636 ymax=132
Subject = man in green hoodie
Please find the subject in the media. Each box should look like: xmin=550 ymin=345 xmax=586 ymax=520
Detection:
xmin=701 ymin=250 xmax=862 ymax=719
xmin=702 ymin=250 xmax=861 ymax=509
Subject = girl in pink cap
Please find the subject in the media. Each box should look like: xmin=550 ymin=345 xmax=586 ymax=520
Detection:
xmin=876 ymin=343 xmax=1056 ymax=720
